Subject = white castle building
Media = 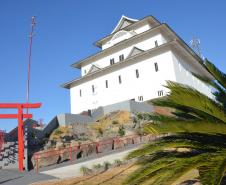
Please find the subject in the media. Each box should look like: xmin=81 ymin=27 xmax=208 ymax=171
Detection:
xmin=62 ymin=15 xmax=213 ymax=114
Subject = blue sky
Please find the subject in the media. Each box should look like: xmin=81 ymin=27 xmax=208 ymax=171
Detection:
xmin=0 ymin=0 xmax=226 ymax=132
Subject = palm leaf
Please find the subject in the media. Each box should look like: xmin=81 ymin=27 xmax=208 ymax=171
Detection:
xmin=192 ymin=72 xmax=224 ymax=93
xmin=165 ymin=81 xmax=226 ymax=123
xmin=127 ymin=134 xmax=222 ymax=160
xmin=205 ymin=59 xmax=226 ymax=89
xmin=143 ymin=121 xmax=226 ymax=136
xmin=198 ymin=153 xmax=226 ymax=185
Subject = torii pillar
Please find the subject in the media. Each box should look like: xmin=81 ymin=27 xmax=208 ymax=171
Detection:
xmin=0 ymin=103 xmax=41 ymax=172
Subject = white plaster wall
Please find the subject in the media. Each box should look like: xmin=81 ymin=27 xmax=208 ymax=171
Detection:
xmin=171 ymin=53 xmax=213 ymax=98
xmin=102 ymin=24 xmax=151 ymax=50
xmin=102 ymin=31 xmax=134 ymax=50
xmin=71 ymin=51 xmax=176 ymax=114
xmin=134 ymin=24 xmax=151 ymax=34
xmin=81 ymin=33 xmax=166 ymax=76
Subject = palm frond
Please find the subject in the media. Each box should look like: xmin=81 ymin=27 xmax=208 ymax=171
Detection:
xmin=143 ymin=121 xmax=226 ymax=136
xmin=198 ymin=153 xmax=226 ymax=185
xmin=205 ymin=59 xmax=226 ymax=89
xmin=125 ymin=151 xmax=209 ymax=185
xmin=165 ymin=81 xmax=226 ymax=123
xmin=127 ymin=134 xmax=223 ymax=160
xmin=192 ymin=72 xmax=223 ymax=92
xmin=213 ymin=90 xmax=226 ymax=111
xmin=146 ymin=155 xmax=206 ymax=185
xmin=152 ymin=98 xmax=221 ymax=122
xmin=123 ymin=154 xmax=175 ymax=185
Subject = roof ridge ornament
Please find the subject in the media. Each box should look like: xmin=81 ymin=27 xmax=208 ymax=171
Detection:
xmin=111 ymin=15 xmax=138 ymax=34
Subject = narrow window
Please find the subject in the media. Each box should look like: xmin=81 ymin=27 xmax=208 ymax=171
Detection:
xmin=154 ymin=62 xmax=159 ymax=72
xmin=138 ymin=96 xmax=143 ymax=101
xmin=110 ymin=58 xmax=115 ymax=65
xmin=79 ymin=89 xmax=82 ymax=97
xmin=84 ymin=70 xmax=86 ymax=74
xmin=118 ymin=75 xmax=122 ymax=84
xmin=158 ymin=90 xmax=163 ymax=97
xmin=155 ymin=40 xmax=158 ymax=47
xmin=92 ymin=85 xmax=95 ymax=93
xmin=119 ymin=54 xmax=124 ymax=61
xmin=135 ymin=69 xmax=139 ymax=78
xmin=105 ymin=80 xmax=108 ymax=88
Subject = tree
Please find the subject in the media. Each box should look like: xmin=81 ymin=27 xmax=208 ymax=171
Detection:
xmin=124 ymin=59 xmax=226 ymax=185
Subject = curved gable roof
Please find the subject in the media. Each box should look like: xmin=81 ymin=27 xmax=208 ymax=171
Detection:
xmin=87 ymin=64 xmax=102 ymax=74
xmin=111 ymin=15 xmax=138 ymax=34
xmin=94 ymin=16 xmax=160 ymax=48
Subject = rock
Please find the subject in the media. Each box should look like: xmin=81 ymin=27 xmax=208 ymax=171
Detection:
xmin=113 ymin=138 xmax=124 ymax=150
xmin=122 ymin=137 xmax=132 ymax=146
xmin=132 ymin=136 xmax=141 ymax=144
xmin=32 ymin=149 xmax=59 ymax=168
xmin=70 ymin=140 xmax=79 ymax=147
xmin=80 ymin=142 xmax=96 ymax=157
xmin=56 ymin=141 xmax=64 ymax=149
xmin=59 ymin=148 xmax=70 ymax=162
xmin=141 ymin=135 xmax=149 ymax=143
xmin=44 ymin=141 xmax=52 ymax=150
xmin=97 ymin=139 xmax=113 ymax=153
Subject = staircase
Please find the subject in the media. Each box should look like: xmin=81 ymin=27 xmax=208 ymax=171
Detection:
xmin=0 ymin=141 xmax=18 ymax=169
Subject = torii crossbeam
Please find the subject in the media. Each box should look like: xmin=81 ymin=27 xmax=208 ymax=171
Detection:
xmin=0 ymin=103 xmax=41 ymax=171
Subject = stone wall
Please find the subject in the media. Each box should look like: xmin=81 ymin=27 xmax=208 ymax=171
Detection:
xmin=0 ymin=141 xmax=18 ymax=170
xmin=31 ymin=134 xmax=157 ymax=170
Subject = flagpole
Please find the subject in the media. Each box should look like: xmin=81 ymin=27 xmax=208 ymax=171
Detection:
xmin=26 ymin=16 xmax=36 ymax=114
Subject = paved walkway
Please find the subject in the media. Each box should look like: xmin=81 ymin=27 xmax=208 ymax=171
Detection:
xmin=0 ymin=169 xmax=55 ymax=185
xmin=41 ymin=148 xmax=136 ymax=179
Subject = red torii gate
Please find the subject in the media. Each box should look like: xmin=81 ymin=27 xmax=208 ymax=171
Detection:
xmin=0 ymin=103 xmax=41 ymax=171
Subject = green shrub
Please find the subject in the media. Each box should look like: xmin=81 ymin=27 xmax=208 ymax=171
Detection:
xmin=114 ymin=159 xmax=122 ymax=167
xmin=112 ymin=120 xmax=119 ymax=125
xmin=92 ymin=163 xmax=102 ymax=169
xmin=103 ymin=161 xmax=111 ymax=170
xmin=118 ymin=125 xmax=125 ymax=136
xmin=97 ymin=127 xmax=104 ymax=136
xmin=80 ymin=166 xmax=92 ymax=176
xmin=55 ymin=128 xmax=63 ymax=135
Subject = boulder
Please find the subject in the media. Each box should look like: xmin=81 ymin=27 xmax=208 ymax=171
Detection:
xmin=141 ymin=135 xmax=149 ymax=143
xmin=113 ymin=138 xmax=124 ymax=150
xmin=56 ymin=141 xmax=64 ymax=149
xmin=59 ymin=148 xmax=70 ymax=162
xmin=97 ymin=139 xmax=113 ymax=153
xmin=32 ymin=149 xmax=59 ymax=168
xmin=132 ymin=136 xmax=141 ymax=144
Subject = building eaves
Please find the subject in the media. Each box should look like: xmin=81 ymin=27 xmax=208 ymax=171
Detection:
xmin=71 ymin=22 xmax=163 ymax=69
xmin=94 ymin=15 xmax=161 ymax=48
xmin=62 ymin=38 xmax=214 ymax=89
xmin=62 ymin=40 xmax=175 ymax=89
xmin=163 ymin=24 xmax=206 ymax=68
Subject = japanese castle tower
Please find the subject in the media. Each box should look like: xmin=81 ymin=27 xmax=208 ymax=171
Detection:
xmin=62 ymin=15 xmax=213 ymax=114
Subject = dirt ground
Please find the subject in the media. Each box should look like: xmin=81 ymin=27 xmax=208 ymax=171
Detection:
xmin=31 ymin=163 xmax=138 ymax=185
xmin=31 ymin=162 xmax=201 ymax=185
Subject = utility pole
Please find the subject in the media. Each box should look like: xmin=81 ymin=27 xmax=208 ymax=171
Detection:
xmin=26 ymin=16 xmax=36 ymax=114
